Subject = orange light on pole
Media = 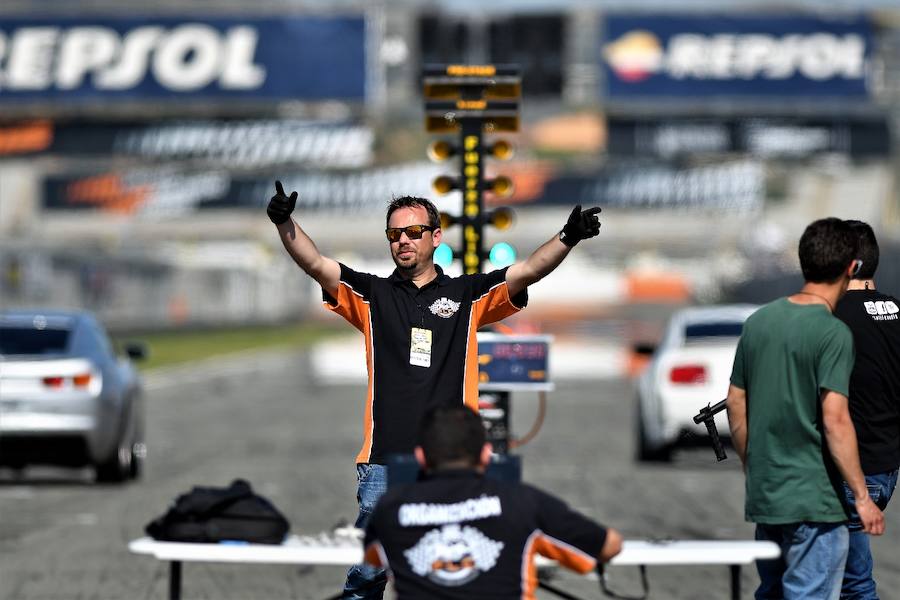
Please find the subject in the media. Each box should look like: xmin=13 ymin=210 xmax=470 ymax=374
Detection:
xmin=427 ymin=140 xmax=457 ymax=162
xmin=489 ymin=139 xmax=514 ymax=161
xmin=488 ymin=206 xmax=514 ymax=230
xmin=486 ymin=175 xmax=514 ymax=198
xmin=439 ymin=212 xmax=458 ymax=231
xmin=432 ymin=175 xmax=458 ymax=196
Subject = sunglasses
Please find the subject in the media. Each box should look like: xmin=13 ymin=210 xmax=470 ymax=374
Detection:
xmin=385 ymin=224 xmax=435 ymax=243
xmin=851 ymin=259 xmax=864 ymax=277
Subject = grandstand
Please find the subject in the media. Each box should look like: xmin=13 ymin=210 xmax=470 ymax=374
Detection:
xmin=1 ymin=0 xmax=898 ymax=328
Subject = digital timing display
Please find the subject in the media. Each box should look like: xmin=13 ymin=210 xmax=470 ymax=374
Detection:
xmin=477 ymin=333 xmax=553 ymax=391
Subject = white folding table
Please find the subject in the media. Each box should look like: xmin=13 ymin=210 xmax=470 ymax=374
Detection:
xmin=129 ymin=534 xmax=779 ymax=600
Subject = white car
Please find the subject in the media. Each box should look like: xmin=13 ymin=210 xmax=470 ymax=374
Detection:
xmin=635 ymin=304 xmax=759 ymax=462
xmin=0 ymin=309 xmax=147 ymax=482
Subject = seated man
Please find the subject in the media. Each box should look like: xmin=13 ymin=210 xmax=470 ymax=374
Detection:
xmin=363 ymin=405 xmax=622 ymax=599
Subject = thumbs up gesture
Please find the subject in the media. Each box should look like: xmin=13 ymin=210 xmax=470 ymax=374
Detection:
xmin=558 ymin=205 xmax=602 ymax=247
xmin=267 ymin=181 xmax=298 ymax=225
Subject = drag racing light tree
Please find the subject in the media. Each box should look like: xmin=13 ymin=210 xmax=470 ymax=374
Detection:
xmin=423 ymin=64 xmax=521 ymax=274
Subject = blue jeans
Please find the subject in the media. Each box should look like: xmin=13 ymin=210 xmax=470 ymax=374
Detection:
xmin=840 ymin=470 xmax=898 ymax=600
xmin=755 ymin=522 xmax=849 ymax=600
xmin=342 ymin=463 xmax=388 ymax=600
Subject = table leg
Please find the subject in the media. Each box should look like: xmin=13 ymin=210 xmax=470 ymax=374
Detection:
xmin=730 ymin=565 xmax=740 ymax=600
xmin=169 ymin=561 xmax=182 ymax=600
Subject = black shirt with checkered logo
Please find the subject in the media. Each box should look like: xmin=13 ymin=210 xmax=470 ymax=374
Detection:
xmin=323 ymin=264 xmax=527 ymax=464
xmin=364 ymin=469 xmax=608 ymax=599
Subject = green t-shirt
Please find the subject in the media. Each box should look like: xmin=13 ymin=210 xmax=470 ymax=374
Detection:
xmin=731 ymin=298 xmax=855 ymax=524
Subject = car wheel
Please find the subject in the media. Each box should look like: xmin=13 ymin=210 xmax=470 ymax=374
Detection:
xmin=636 ymin=401 xmax=672 ymax=463
xmin=95 ymin=428 xmax=134 ymax=484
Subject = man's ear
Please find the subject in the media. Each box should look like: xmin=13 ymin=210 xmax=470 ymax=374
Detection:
xmin=414 ymin=446 xmax=427 ymax=468
xmin=480 ymin=443 xmax=492 ymax=468
xmin=433 ymin=227 xmax=442 ymax=247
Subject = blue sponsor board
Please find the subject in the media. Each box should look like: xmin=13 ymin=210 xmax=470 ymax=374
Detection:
xmin=477 ymin=333 xmax=553 ymax=392
xmin=602 ymin=15 xmax=872 ymax=98
xmin=0 ymin=16 xmax=366 ymax=101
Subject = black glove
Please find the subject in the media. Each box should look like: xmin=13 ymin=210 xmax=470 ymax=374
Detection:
xmin=559 ymin=205 xmax=601 ymax=247
xmin=267 ymin=180 xmax=297 ymax=225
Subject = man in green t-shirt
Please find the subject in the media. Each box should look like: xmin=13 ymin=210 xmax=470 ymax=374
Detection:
xmin=726 ymin=217 xmax=885 ymax=600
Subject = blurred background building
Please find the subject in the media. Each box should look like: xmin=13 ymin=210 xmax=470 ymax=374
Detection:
xmin=0 ymin=0 xmax=898 ymax=332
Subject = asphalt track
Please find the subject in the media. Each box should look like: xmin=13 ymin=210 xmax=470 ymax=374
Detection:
xmin=2 ymin=348 xmax=899 ymax=600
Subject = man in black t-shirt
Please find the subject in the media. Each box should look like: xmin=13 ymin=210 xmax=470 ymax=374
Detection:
xmin=267 ymin=185 xmax=603 ymax=599
xmin=363 ymin=405 xmax=622 ymax=599
xmin=834 ymin=220 xmax=900 ymax=600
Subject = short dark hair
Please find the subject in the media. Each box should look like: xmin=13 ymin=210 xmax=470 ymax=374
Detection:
xmin=386 ymin=196 xmax=440 ymax=229
xmin=845 ymin=220 xmax=879 ymax=280
xmin=418 ymin=405 xmax=485 ymax=470
xmin=798 ymin=217 xmax=858 ymax=283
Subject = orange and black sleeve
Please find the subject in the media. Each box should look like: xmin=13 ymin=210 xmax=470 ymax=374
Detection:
xmin=322 ymin=263 xmax=375 ymax=333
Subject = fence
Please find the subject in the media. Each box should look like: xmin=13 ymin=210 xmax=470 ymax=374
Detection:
xmin=0 ymin=241 xmax=311 ymax=332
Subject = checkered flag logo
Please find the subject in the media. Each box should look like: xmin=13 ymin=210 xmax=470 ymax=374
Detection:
xmin=404 ymin=524 xmax=504 ymax=585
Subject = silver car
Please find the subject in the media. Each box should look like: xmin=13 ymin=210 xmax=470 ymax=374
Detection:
xmin=0 ymin=309 xmax=146 ymax=482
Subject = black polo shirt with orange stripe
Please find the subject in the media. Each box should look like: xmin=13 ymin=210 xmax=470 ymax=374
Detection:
xmin=323 ymin=264 xmax=527 ymax=464
xmin=363 ymin=469 xmax=608 ymax=599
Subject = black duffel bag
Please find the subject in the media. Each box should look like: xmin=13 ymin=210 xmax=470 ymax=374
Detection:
xmin=145 ymin=478 xmax=290 ymax=544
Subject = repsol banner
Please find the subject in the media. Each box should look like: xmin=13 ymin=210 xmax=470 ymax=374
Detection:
xmin=0 ymin=16 xmax=366 ymax=101
xmin=603 ymin=15 xmax=872 ymax=98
